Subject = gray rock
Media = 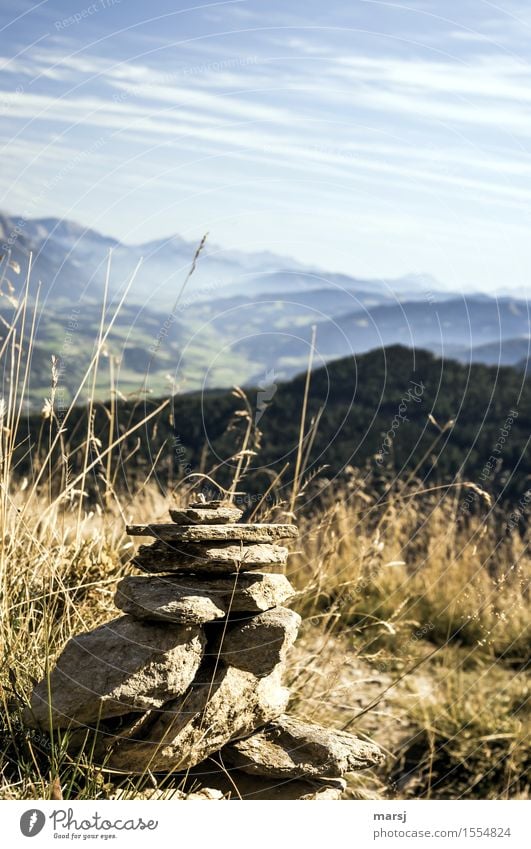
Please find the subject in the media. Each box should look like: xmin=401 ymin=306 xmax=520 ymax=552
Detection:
xmin=127 ymin=523 xmax=298 ymax=543
xmin=222 ymin=714 xmax=384 ymax=778
xmin=299 ymin=779 xmax=346 ymax=800
xmin=184 ymin=788 xmax=225 ymax=800
xmin=64 ymin=708 xmax=151 ymax=755
xmin=116 ymin=577 xmax=225 ymax=624
xmin=112 ymin=787 xmax=225 ymax=800
xmin=183 ymin=763 xmax=346 ymax=799
xmin=115 ymin=573 xmax=295 ymax=624
xmin=215 ymin=607 xmax=301 ymax=676
xmin=24 ymin=616 xmax=205 ymax=729
xmin=169 ymin=506 xmax=242 ymax=525
xmin=106 ymin=663 xmax=289 ymax=773
xmin=133 ymin=541 xmax=288 ymax=573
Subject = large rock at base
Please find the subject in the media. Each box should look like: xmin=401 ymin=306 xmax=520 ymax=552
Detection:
xmin=183 ymin=761 xmax=347 ymax=799
xmin=112 ymin=787 xmax=225 ymax=800
xmin=214 ymin=607 xmax=301 ymax=676
xmin=24 ymin=616 xmax=205 ymax=729
xmin=222 ymin=714 xmax=384 ymax=778
xmin=113 ymin=770 xmax=345 ymax=800
xmin=115 ymin=573 xmax=295 ymax=624
xmin=105 ymin=663 xmax=289 ymax=773
xmin=133 ymin=541 xmax=288 ymax=574
xmin=298 ymin=780 xmax=346 ymax=800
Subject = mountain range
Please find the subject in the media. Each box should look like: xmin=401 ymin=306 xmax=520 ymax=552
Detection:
xmin=1 ymin=211 xmax=530 ymax=406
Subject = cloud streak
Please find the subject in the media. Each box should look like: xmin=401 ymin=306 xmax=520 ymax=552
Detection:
xmin=1 ymin=0 xmax=530 ymax=290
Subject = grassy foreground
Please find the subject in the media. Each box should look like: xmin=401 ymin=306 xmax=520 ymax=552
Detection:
xmin=0 ymin=478 xmax=528 ymax=800
xmin=0 ymin=275 xmax=529 ymax=800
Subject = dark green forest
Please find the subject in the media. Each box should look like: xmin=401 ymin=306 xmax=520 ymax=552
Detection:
xmin=16 ymin=345 xmax=531 ymax=508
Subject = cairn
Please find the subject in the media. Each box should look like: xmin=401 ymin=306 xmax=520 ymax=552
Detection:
xmin=25 ymin=500 xmax=383 ymax=799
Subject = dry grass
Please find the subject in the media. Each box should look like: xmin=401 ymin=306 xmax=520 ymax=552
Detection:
xmin=0 ymin=271 xmax=529 ymax=800
xmin=284 ymin=481 xmax=530 ymax=799
xmin=289 ymin=482 xmax=529 ymax=662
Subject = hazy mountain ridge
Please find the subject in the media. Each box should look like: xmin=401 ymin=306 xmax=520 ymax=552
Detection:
xmin=1 ymin=211 xmax=453 ymax=304
xmin=1 ymin=212 xmax=530 ymax=407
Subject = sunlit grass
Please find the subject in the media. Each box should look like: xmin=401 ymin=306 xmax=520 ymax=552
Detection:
xmin=0 ymin=265 xmax=528 ymax=800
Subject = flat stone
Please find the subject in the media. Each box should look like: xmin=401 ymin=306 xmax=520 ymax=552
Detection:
xmin=115 ymin=573 xmax=295 ymax=624
xmin=112 ymin=787 xmax=224 ymax=800
xmin=299 ymin=779 xmax=346 ymax=800
xmin=127 ymin=523 xmax=298 ymax=543
xmin=105 ymin=663 xmax=290 ymax=773
xmin=214 ymin=607 xmax=301 ymax=676
xmin=133 ymin=541 xmax=288 ymax=574
xmin=116 ymin=577 xmax=224 ymax=624
xmin=222 ymin=714 xmax=384 ymax=778
xmin=184 ymin=763 xmax=346 ymax=799
xmin=184 ymin=788 xmax=225 ymax=800
xmin=24 ymin=616 xmax=205 ymax=729
xmin=169 ymin=506 xmax=242 ymax=525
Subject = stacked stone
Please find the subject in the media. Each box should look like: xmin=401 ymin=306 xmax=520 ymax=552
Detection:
xmin=24 ymin=500 xmax=383 ymax=799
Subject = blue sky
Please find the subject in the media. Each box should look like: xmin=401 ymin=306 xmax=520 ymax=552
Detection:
xmin=1 ymin=0 xmax=531 ymax=291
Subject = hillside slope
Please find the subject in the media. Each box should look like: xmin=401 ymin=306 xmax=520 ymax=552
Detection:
xmin=14 ymin=345 xmax=531 ymax=507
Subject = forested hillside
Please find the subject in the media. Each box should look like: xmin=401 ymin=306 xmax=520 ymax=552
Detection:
xmin=16 ymin=345 xmax=530 ymax=508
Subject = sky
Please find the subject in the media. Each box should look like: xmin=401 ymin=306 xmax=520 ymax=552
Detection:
xmin=1 ymin=0 xmax=531 ymax=292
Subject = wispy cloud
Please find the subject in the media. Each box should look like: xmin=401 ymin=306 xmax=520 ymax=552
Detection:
xmin=1 ymin=0 xmax=531 ymax=290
